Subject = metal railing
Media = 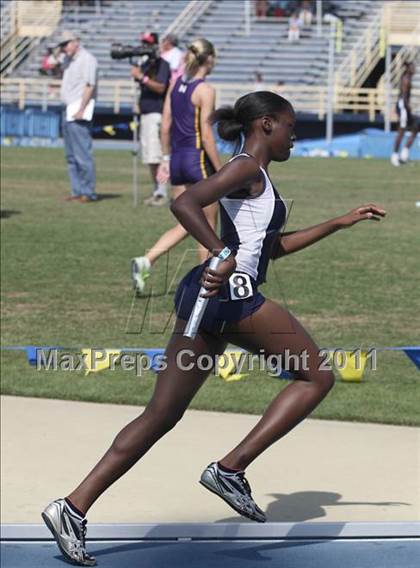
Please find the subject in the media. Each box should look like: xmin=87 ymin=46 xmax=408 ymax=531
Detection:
xmin=2 ymin=77 xmax=419 ymax=121
xmin=164 ymin=0 xmax=214 ymax=39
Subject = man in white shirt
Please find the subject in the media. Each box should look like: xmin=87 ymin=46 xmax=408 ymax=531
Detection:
xmin=59 ymin=30 xmax=98 ymax=202
xmin=160 ymin=33 xmax=184 ymax=82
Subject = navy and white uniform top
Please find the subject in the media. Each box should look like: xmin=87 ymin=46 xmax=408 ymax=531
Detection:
xmin=174 ymin=152 xmax=288 ymax=332
xmin=219 ymin=152 xmax=288 ymax=285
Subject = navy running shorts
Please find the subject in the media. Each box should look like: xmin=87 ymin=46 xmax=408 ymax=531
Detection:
xmin=174 ymin=260 xmax=266 ymax=334
xmin=170 ymin=149 xmax=215 ymax=186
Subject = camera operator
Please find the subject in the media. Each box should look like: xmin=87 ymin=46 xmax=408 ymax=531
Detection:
xmin=131 ymin=32 xmax=171 ymax=206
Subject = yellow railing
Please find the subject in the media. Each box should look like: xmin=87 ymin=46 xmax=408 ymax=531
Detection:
xmin=377 ymin=22 xmax=420 ymax=92
xmin=1 ymin=0 xmax=62 ymax=77
xmin=336 ymin=0 xmax=420 ymax=89
xmin=2 ymin=78 xmax=419 ymax=121
xmin=336 ymin=10 xmax=383 ymax=89
xmin=383 ymin=0 xmax=420 ymax=46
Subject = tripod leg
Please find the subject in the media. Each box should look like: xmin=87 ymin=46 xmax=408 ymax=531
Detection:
xmin=132 ymin=114 xmax=140 ymax=207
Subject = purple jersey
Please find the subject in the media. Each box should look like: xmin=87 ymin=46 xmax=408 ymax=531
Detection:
xmin=171 ymin=76 xmax=205 ymax=149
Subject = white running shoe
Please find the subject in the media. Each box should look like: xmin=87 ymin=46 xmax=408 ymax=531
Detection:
xmin=390 ymin=153 xmax=400 ymax=167
xmin=131 ymin=256 xmax=151 ymax=294
xmin=42 ymin=498 xmax=96 ymax=566
xmin=400 ymin=147 xmax=409 ymax=163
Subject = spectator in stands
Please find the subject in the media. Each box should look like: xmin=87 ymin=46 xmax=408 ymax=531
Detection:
xmin=391 ymin=62 xmax=418 ymax=166
xmin=253 ymin=71 xmax=265 ymax=91
xmin=299 ymin=0 xmax=313 ymax=26
xmin=255 ymin=0 xmax=268 ymax=19
xmin=131 ymin=32 xmax=171 ymax=206
xmin=288 ymin=11 xmax=302 ymax=42
xmin=39 ymin=48 xmax=60 ymax=77
xmin=269 ymin=1 xmax=288 ymax=18
xmin=160 ymin=33 xmax=184 ymax=82
xmin=59 ymin=30 xmax=98 ymax=202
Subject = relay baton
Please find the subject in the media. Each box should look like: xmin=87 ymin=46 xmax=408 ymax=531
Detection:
xmin=183 ymin=256 xmax=222 ymax=339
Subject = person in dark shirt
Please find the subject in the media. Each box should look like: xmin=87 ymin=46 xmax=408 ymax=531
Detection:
xmin=131 ymin=32 xmax=171 ymax=205
xmin=391 ymin=62 xmax=418 ymax=166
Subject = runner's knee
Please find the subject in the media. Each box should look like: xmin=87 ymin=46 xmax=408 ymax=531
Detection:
xmin=143 ymin=401 xmax=186 ymax=434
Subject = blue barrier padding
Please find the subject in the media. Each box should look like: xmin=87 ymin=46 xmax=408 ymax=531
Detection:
xmin=25 ymin=109 xmax=59 ymax=138
xmin=0 ymin=107 xmax=25 ymax=137
xmin=291 ymin=128 xmax=420 ymax=159
xmin=0 ymin=107 xmax=59 ymax=140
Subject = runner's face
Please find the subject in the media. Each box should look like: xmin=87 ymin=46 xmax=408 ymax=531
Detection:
xmin=270 ymin=109 xmax=296 ymax=162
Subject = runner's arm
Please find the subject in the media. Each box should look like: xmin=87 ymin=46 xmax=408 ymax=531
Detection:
xmin=271 ymin=204 xmax=386 ymax=259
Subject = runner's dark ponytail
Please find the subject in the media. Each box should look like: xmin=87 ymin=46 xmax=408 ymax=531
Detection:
xmin=212 ymin=106 xmax=243 ymax=141
xmin=211 ymin=91 xmax=293 ymax=142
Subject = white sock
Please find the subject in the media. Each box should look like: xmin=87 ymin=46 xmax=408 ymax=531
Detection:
xmin=134 ymin=256 xmax=151 ymax=270
xmin=154 ymin=183 xmax=167 ymax=198
xmin=400 ymin=147 xmax=409 ymax=162
xmin=391 ymin=152 xmax=400 ymax=164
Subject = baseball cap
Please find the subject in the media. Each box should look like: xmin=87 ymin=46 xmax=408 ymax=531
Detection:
xmin=140 ymin=32 xmax=159 ymax=45
xmin=58 ymin=30 xmax=79 ymax=46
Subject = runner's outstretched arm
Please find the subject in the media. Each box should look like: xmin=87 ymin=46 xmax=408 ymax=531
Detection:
xmin=271 ymin=203 xmax=386 ymax=259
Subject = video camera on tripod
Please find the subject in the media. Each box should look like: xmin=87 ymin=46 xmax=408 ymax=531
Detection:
xmin=110 ymin=42 xmax=158 ymax=66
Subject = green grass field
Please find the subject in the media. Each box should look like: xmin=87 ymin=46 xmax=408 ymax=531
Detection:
xmin=1 ymin=147 xmax=419 ymax=425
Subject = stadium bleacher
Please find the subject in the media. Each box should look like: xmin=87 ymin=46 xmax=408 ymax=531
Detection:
xmin=13 ymin=0 xmax=190 ymax=80
xmin=184 ymin=0 xmax=383 ymax=85
xmin=12 ymin=0 xmax=383 ymax=86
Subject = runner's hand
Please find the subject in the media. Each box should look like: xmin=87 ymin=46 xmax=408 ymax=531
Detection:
xmin=338 ymin=204 xmax=386 ymax=228
xmin=157 ymin=163 xmax=170 ymax=184
xmin=200 ymin=255 xmax=237 ymax=298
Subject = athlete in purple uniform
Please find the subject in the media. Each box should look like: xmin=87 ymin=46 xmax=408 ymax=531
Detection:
xmin=43 ymin=92 xmax=386 ymax=566
xmin=131 ymin=38 xmax=221 ymax=294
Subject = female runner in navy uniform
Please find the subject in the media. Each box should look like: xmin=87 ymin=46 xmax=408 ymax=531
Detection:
xmin=43 ymin=91 xmax=385 ymax=566
xmin=131 ymin=38 xmax=221 ymax=294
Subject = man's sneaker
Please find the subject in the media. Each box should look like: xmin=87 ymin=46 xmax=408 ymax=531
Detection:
xmin=149 ymin=195 xmax=168 ymax=207
xmin=400 ymin=147 xmax=409 ymax=164
xmin=131 ymin=256 xmax=151 ymax=294
xmin=79 ymin=195 xmax=97 ymax=203
xmin=200 ymin=462 xmax=266 ymax=523
xmin=143 ymin=195 xmax=156 ymax=205
xmin=390 ymin=152 xmax=400 ymax=167
xmin=41 ymin=498 xmax=96 ymax=566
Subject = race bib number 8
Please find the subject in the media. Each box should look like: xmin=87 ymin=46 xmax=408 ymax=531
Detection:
xmin=229 ymin=273 xmax=253 ymax=301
